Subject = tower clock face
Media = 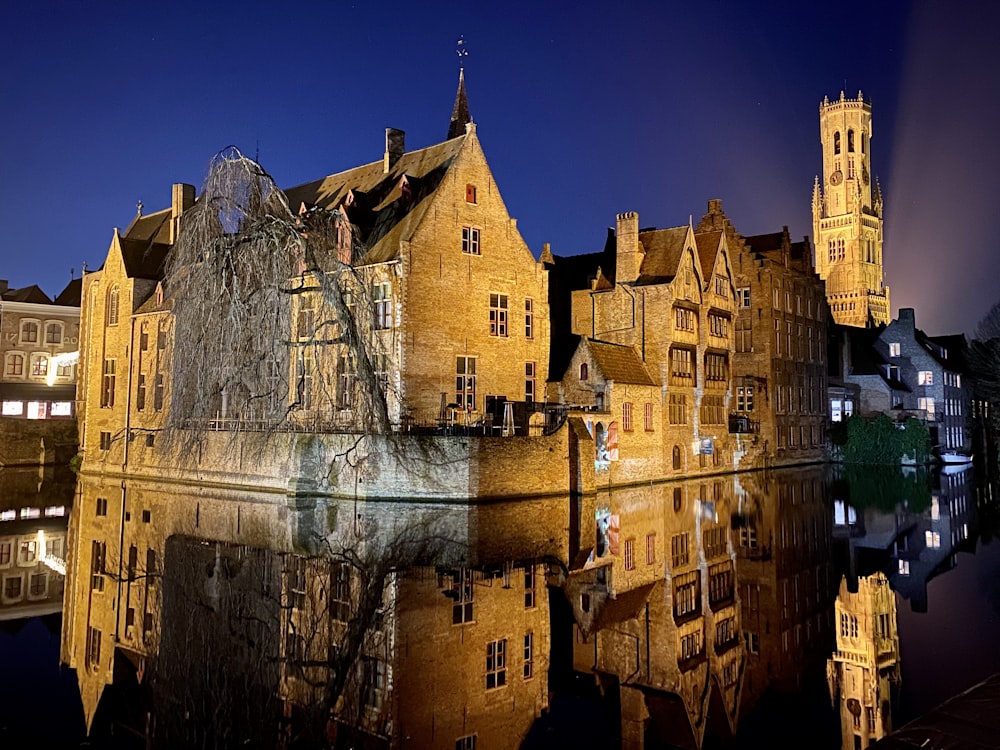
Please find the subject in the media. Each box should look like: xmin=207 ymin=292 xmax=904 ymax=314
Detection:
xmin=830 ymin=170 xmax=843 ymax=186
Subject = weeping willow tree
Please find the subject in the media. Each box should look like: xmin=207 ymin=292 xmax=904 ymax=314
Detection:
xmin=162 ymin=148 xmax=394 ymax=454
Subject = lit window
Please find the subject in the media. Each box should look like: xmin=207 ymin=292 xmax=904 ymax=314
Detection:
xmin=2 ymin=401 xmax=24 ymax=416
xmin=898 ymin=559 xmax=910 ymax=575
xmin=30 ymin=354 xmax=48 ymax=377
xmin=918 ymin=371 xmax=933 ymax=386
xmin=888 ymin=342 xmax=900 ymax=357
xmin=462 ymin=226 xmax=481 ymax=255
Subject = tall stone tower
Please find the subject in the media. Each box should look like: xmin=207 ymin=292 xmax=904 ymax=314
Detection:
xmin=812 ymin=91 xmax=890 ymax=327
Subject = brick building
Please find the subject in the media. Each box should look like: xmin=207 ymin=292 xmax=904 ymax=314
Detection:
xmin=696 ymin=198 xmax=830 ymax=467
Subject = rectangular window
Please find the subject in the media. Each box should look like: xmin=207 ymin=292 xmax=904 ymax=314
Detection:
xmin=889 ymin=342 xmax=900 ymax=357
xmin=918 ymin=371 xmax=934 ymax=385
xmin=668 ymin=393 xmax=687 ymax=424
xmin=622 ymin=402 xmax=633 ymax=431
xmin=136 ymin=374 xmax=146 ymax=411
xmin=715 ymin=276 xmax=728 ymax=297
xmin=623 ymin=538 xmax=635 ymax=570
xmin=918 ymin=397 xmax=936 ymax=418
xmin=736 ymin=316 xmax=752 ymax=352
xmin=680 ymin=630 xmax=701 ymax=660
xmin=101 ymin=359 xmax=116 ymax=408
xmin=708 ymin=563 xmax=734 ymax=607
xmin=86 ymin=626 xmax=101 ymax=668
xmin=337 ymin=354 xmax=356 ymax=409
xmin=451 ymin=568 xmax=474 ymax=624
xmin=363 ymin=657 xmax=386 ymax=709
xmin=524 ymin=567 xmax=536 ymax=608
xmin=465 ymin=183 xmax=477 ymax=203
xmin=644 ymin=402 xmax=653 ymax=431
xmin=737 ymin=287 xmax=751 ymax=308
xmin=670 ymin=348 xmax=694 ymax=383
xmin=91 ymin=541 xmax=106 ymax=592
xmin=716 ymin=616 xmax=737 ymax=648
xmin=96 ymin=496 xmax=108 ymax=516
xmin=709 ymin=313 xmax=728 ymax=337
xmin=332 ymin=562 xmax=351 ymax=621
xmin=486 ymin=638 xmax=507 ymax=689
xmin=736 ymin=385 xmax=754 ymax=412
xmin=373 ymin=281 xmax=393 ymax=329
xmin=456 ymin=357 xmax=476 ymax=410
xmin=0 ymin=543 xmax=10 ymax=566
xmin=646 ymin=533 xmax=656 ymax=565
xmin=29 ymin=354 xmax=48 ymax=377
xmin=705 ymin=353 xmax=727 ymax=382
xmin=674 ymin=307 xmax=696 ymax=331
xmin=489 ymin=294 xmax=508 ymax=336
xmin=99 ymin=431 xmax=112 ymax=451
xmin=5 ymin=354 xmax=24 ymax=376
xmin=524 ymin=299 xmax=534 ymax=338
xmin=462 ymin=226 xmax=481 ymax=255
xmin=703 ymin=526 xmax=728 ymax=559
xmin=671 ymin=533 xmax=690 ymax=568
xmin=153 ymin=374 xmax=165 ymax=411
xmin=525 ymin=362 xmax=536 ymax=403
xmin=700 ymin=395 xmax=725 ymax=425
xmin=673 ymin=571 xmax=700 ymax=618
xmin=523 ymin=632 xmax=534 ymax=679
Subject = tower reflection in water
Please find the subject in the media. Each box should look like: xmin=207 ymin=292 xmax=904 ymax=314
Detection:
xmin=62 ymin=463 xmax=984 ymax=749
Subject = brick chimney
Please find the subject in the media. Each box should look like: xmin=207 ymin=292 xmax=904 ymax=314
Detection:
xmin=616 ymin=211 xmax=642 ymax=284
xmin=384 ymin=128 xmax=405 ymax=173
xmin=171 ymin=183 xmax=196 ymax=244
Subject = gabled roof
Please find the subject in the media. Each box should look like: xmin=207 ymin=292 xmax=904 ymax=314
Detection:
xmin=1 ymin=285 xmax=52 ymax=304
xmin=926 ymin=333 xmax=968 ymax=373
xmin=283 ymin=136 xmax=467 ymax=265
xmin=54 ymin=278 xmax=82 ymax=306
xmin=595 ymin=582 xmax=658 ymax=629
xmin=587 ymin=339 xmax=657 ymax=386
xmin=744 ymin=231 xmax=784 ymax=255
xmin=124 ymin=208 xmax=173 ymax=245
xmin=694 ymin=229 xmax=724 ymax=281
xmin=635 ymin=226 xmax=688 ymax=284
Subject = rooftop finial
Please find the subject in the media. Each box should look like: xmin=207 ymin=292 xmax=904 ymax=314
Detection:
xmin=448 ymin=38 xmax=473 ymax=140
xmin=136 ymin=199 xmax=143 ymax=216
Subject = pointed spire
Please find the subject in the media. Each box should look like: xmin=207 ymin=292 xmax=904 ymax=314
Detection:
xmin=448 ymin=67 xmax=472 ymax=140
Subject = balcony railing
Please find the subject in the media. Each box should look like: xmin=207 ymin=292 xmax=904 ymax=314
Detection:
xmin=729 ymin=414 xmax=760 ymax=434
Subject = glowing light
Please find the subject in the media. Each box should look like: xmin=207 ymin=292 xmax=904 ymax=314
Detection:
xmin=46 ymin=350 xmax=79 ymax=386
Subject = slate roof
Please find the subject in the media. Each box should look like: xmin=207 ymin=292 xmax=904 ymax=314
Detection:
xmin=0 ymin=285 xmax=51 ymax=304
xmin=54 ymin=278 xmax=82 ymax=307
xmin=635 ymin=226 xmax=688 ymax=284
xmin=587 ymin=339 xmax=657 ymax=386
xmin=283 ymin=135 xmax=467 ymax=266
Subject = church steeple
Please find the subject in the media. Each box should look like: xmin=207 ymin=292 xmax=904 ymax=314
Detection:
xmin=447 ymin=67 xmax=472 ymax=140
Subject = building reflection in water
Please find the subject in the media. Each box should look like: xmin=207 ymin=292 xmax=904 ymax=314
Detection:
xmin=0 ymin=465 xmax=73 ymax=622
xmin=61 ymin=463 xmax=989 ymax=749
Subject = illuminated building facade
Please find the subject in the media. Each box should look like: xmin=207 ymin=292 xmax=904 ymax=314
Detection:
xmin=812 ymin=92 xmax=890 ymax=327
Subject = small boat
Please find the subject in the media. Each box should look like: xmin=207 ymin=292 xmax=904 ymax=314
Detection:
xmin=938 ymin=451 xmax=973 ymax=465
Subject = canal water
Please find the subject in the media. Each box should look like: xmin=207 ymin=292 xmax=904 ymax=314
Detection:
xmin=3 ymin=463 xmax=999 ymax=748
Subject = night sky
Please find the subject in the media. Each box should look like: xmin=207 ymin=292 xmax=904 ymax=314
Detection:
xmin=2 ymin=1 xmax=998 ymax=335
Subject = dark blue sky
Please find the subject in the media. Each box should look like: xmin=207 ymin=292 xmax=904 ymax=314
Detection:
xmin=2 ymin=1 xmax=997 ymax=335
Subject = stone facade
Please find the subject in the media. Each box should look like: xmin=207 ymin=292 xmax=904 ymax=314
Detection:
xmin=0 ymin=279 xmax=80 ymax=424
xmin=812 ymin=91 xmax=890 ymax=327
xmin=701 ymin=199 xmax=830 ymax=467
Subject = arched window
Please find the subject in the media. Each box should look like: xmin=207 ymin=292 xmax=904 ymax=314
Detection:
xmin=106 ymin=286 xmax=120 ymax=326
xmin=834 ymin=131 xmax=841 ymax=155
xmin=580 ymin=362 xmax=588 ymax=381
xmin=672 ymin=445 xmax=682 ymax=471
xmin=30 ymin=354 xmax=48 ymax=377
xmin=5 ymin=353 xmax=24 ymax=377
xmin=848 ymin=129 xmax=855 ymax=152
xmin=861 ymin=132 xmax=866 ymax=154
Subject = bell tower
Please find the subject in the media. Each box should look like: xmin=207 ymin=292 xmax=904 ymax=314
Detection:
xmin=812 ymin=91 xmax=889 ymax=327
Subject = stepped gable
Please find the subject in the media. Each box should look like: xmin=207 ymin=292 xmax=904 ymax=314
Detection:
xmin=283 ymin=135 xmax=467 ymax=266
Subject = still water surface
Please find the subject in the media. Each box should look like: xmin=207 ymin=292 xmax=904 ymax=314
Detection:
xmin=3 ymin=463 xmax=999 ymax=748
